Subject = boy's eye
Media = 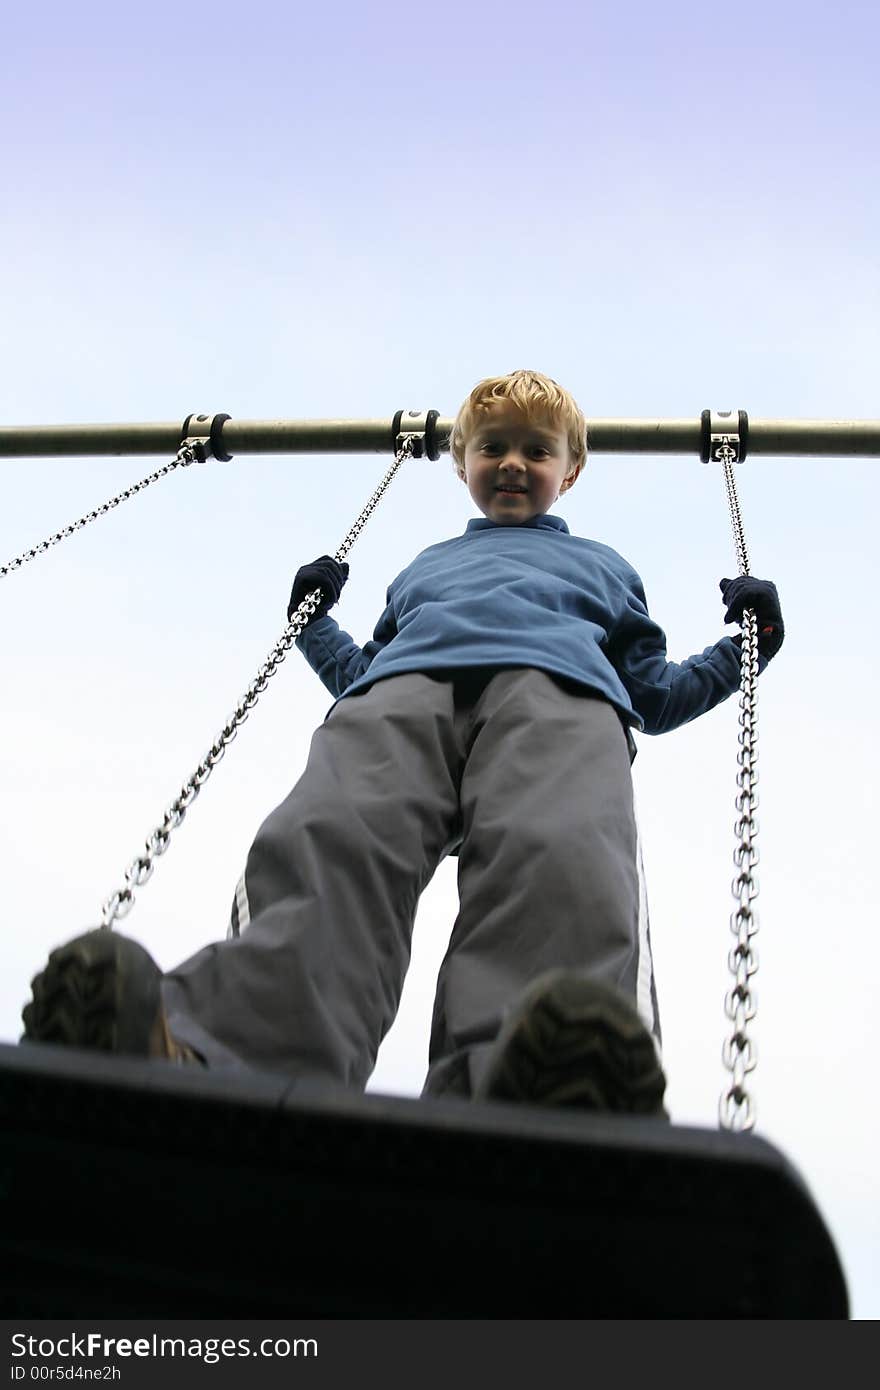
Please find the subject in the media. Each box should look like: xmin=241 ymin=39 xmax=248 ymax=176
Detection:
xmin=481 ymin=443 xmax=550 ymax=456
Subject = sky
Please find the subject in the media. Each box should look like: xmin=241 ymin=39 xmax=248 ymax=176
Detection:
xmin=1 ymin=0 xmax=878 ymax=1319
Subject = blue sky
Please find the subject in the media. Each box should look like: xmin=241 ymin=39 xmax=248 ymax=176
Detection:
xmin=2 ymin=0 xmax=878 ymax=1317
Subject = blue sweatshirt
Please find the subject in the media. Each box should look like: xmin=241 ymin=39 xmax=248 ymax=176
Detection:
xmin=296 ymin=513 xmax=750 ymax=734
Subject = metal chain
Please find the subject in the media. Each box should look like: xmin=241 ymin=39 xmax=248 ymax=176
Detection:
xmin=99 ymin=435 xmax=416 ymax=929
xmin=333 ymin=446 xmax=416 ymax=563
xmin=718 ymin=448 xmax=760 ymax=1132
xmin=721 ymin=446 xmax=752 ymax=577
xmin=1 ymin=444 xmax=203 ymax=579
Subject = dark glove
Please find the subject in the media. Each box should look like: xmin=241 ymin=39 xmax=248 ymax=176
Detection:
xmin=288 ymin=555 xmax=349 ymax=623
xmin=719 ymin=576 xmax=784 ymax=659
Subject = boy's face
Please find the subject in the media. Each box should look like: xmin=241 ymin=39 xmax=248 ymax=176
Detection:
xmin=460 ymin=404 xmax=579 ymax=525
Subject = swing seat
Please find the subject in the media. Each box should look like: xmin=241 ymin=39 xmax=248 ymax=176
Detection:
xmin=0 ymin=1040 xmax=847 ymax=1318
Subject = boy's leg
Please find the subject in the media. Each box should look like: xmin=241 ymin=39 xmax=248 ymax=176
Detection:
xmin=423 ymin=668 xmax=660 ymax=1098
xmin=161 ymin=673 xmax=462 ymax=1089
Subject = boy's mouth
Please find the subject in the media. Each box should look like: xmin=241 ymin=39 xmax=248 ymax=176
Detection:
xmin=495 ymin=485 xmax=527 ymax=494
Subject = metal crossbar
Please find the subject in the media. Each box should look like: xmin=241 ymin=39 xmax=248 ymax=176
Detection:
xmin=1 ymin=415 xmax=879 ymax=458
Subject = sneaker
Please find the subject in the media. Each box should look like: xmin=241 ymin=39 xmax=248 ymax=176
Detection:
xmin=474 ymin=969 xmax=668 ymax=1116
xmin=21 ymin=928 xmax=202 ymax=1064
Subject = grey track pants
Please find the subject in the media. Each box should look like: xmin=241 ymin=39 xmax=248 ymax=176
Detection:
xmin=161 ymin=669 xmax=661 ymax=1097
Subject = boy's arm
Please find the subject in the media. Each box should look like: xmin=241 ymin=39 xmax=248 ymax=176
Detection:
xmin=608 ymin=573 xmax=773 ymax=735
xmin=295 ymin=596 xmax=398 ymax=700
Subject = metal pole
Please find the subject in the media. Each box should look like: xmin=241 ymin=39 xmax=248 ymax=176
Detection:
xmin=0 ymin=416 xmax=878 ymax=459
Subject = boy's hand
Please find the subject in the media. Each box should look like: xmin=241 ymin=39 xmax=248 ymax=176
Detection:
xmin=719 ymin=576 xmax=784 ymax=659
xmin=288 ymin=555 xmax=349 ymax=623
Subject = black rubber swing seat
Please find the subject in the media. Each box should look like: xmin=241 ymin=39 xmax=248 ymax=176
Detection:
xmin=0 ymin=1039 xmax=848 ymax=1318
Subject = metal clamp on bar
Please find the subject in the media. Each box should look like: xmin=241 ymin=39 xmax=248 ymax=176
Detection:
xmin=701 ymin=409 xmax=749 ymax=465
xmin=391 ymin=409 xmax=441 ymax=460
xmin=180 ymin=413 xmax=234 ymax=462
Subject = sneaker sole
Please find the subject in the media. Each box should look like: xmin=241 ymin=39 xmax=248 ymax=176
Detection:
xmin=477 ymin=970 xmax=668 ymax=1115
xmin=21 ymin=929 xmax=163 ymax=1057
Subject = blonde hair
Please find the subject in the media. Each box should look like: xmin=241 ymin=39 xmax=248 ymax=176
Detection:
xmin=448 ymin=369 xmax=588 ymax=488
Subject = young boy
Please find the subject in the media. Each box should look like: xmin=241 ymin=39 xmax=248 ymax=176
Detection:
xmin=22 ymin=370 xmax=784 ymax=1116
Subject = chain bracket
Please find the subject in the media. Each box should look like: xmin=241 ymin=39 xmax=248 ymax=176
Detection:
xmin=700 ymin=408 xmax=749 ymax=467
xmin=180 ymin=412 xmax=233 ymax=462
xmin=391 ymin=409 xmax=440 ymax=460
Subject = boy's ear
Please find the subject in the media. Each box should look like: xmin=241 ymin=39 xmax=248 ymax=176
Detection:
xmin=559 ymin=462 xmax=583 ymax=495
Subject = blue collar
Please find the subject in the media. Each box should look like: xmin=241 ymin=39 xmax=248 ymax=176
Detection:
xmin=465 ymin=513 xmax=570 ymax=535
